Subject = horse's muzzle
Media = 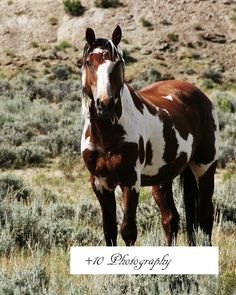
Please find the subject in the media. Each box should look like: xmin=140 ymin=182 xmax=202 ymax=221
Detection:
xmin=96 ymin=98 xmax=115 ymax=119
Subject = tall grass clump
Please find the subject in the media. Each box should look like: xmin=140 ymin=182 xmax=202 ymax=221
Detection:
xmin=51 ymin=64 xmax=72 ymax=80
xmin=0 ymin=78 xmax=82 ymax=168
xmin=95 ymin=0 xmax=120 ymax=8
xmin=55 ymin=40 xmax=72 ymax=51
xmin=0 ymin=174 xmax=31 ymax=202
xmin=132 ymin=68 xmax=162 ymax=90
xmin=0 ymin=184 xmax=103 ymax=253
xmin=202 ymin=68 xmax=222 ymax=84
xmin=140 ymin=17 xmax=153 ymax=30
xmin=167 ymin=32 xmax=179 ymax=42
xmin=214 ymin=178 xmax=236 ymax=224
xmin=63 ymin=0 xmax=85 ymax=16
xmin=231 ymin=15 xmax=236 ymax=23
xmin=213 ymin=92 xmax=236 ymax=169
xmin=20 ymin=77 xmax=81 ymax=102
xmin=0 ymin=265 xmax=49 ymax=295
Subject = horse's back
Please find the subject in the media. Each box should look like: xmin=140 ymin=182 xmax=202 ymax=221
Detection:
xmin=139 ymin=80 xmax=212 ymax=109
xmin=139 ymin=80 xmax=219 ymax=166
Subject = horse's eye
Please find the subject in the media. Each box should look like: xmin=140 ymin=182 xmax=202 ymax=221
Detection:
xmin=103 ymin=51 xmax=110 ymax=60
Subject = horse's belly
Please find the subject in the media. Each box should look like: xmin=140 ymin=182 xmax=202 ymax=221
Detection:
xmin=141 ymin=151 xmax=189 ymax=186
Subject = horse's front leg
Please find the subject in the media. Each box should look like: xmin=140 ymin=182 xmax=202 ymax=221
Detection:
xmin=90 ymin=176 xmax=117 ymax=246
xmin=121 ymin=186 xmax=139 ymax=246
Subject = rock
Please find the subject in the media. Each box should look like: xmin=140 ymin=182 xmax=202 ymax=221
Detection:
xmin=56 ymin=51 xmax=69 ymax=60
xmin=186 ymin=42 xmax=195 ymax=48
xmin=32 ymin=54 xmax=42 ymax=62
xmin=160 ymin=20 xmax=172 ymax=26
xmin=158 ymin=43 xmax=170 ymax=51
xmin=43 ymin=61 xmax=51 ymax=68
xmin=161 ymin=73 xmax=175 ymax=80
xmin=153 ymin=52 xmax=165 ymax=60
xmin=41 ymin=50 xmax=59 ymax=60
xmin=1 ymin=57 xmax=13 ymax=66
xmin=126 ymin=26 xmax=136 ymax=31
xmin=140 ymin=49 xmax=152 ymax=55
xmin=223 ymin=0 xmax=236 ymax=4
xmin=129 ymin=46 xmax=140 ymax=53
xmin=201 ymin=33 xmax=226 ymax=43
xmin=186 ymin=69 xmax=196 ymax=75
xmin=15 ymin=60 xmax=26 ymax=67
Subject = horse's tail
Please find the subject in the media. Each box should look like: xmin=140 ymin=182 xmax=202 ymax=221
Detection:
xmin=180 ymin=166 xmax=199 ymax=246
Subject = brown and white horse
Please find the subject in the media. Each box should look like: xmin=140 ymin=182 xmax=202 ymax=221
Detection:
xmin=81 ymin=26 xmax=219 ymax=246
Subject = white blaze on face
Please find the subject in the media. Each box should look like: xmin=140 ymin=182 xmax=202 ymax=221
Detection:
xmin=92 ymin=48 xmax=104 ymax=54
xmin=96 ymin=60 xmax=115 ymax=101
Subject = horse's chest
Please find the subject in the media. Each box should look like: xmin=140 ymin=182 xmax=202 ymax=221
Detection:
xmin=95 ymin=153 xmax=123 ymax=176
xmin=83 ymin=140 xmax=140 ymax=189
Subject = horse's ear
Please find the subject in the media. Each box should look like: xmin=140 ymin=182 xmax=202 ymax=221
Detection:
xmin=86 ymin=28 xmax=96 ymax=46
xmin=112 ymin=25 xmax=122 ymax=47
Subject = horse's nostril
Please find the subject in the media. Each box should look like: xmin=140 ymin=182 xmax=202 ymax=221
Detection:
xmin=109 ymin=97 xmax=115 ymax=107
xmin=96 ymin=98 xmax=102 ymax=108
xmin=96 ymin=98 xmax=115 ymax=117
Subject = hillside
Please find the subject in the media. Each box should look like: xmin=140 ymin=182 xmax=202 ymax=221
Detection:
xmin=0 ymin=0 xmax=236 ymax=85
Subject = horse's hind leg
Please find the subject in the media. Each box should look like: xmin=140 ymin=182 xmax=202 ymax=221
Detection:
xmin=190 ymin=161 xmax=217 ymax=246
xmin=152 ymin=182 xmax=179 ymax=246
xmin=181 ymin=166 xmax=198 ymax=246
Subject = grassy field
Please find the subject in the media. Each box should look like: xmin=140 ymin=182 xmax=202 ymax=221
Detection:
xmin=0 ymin=74 xmax=235 ymax=294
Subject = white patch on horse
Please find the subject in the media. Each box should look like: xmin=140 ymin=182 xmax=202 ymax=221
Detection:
xmin=81 ymin=133 xmax=94 ymax=153
xmin=163 ymin=95 xmax=173 ymax=101
xmin=81 ymin=136 xmax=94 ymax=153
xmin=81 ymin=110 xmax=94 ymax=153
xmin=190 ymin=162 xmax=212 ymax=178
xmin=189 ymin=161 xmax=213 ymax=188
xmin=174 ymin=128 xmax=193 ymax=161
xmin=96 ymin=60 xmax=115 ymax=101
xmin=94 ymin=177 xmax=104 ymax=194
xmin=92 ymin=48 xmax=104 ymax=54
xmin=81 ymin=66 xmax=86 ymax=88
xmin=119 ymin=85 xmax=166 ymax=177
xmin=163 ymin=109 xmax=170 ymax=115
xmin=95 ymin=176 xmax=113 ymax=193
xmin=131 ymin=167 xmax=141 ymax=192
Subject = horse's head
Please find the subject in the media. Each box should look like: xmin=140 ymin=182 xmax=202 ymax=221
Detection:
xmin=82 ymin=25 xmax=124 ymax=119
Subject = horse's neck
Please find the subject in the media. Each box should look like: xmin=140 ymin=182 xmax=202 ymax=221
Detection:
xmin=118 ymin=84 xmax=166 ymax=141
xmin=118 ymin=84 xmax=147 ymax=127
xmin=89 ymin=103 xmax=124 ymax=152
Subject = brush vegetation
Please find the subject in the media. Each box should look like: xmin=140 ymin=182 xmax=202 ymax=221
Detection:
xmin=63 ymin=0 xmax=85 ymax=16
xmin=94 ymin=0 xmax=120 ymax=8
xmin=0 ymin=73 xmax=235 ymax=294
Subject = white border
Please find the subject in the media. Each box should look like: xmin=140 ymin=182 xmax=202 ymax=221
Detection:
xmin=70 ymin=247 xmax=219 ymax=275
